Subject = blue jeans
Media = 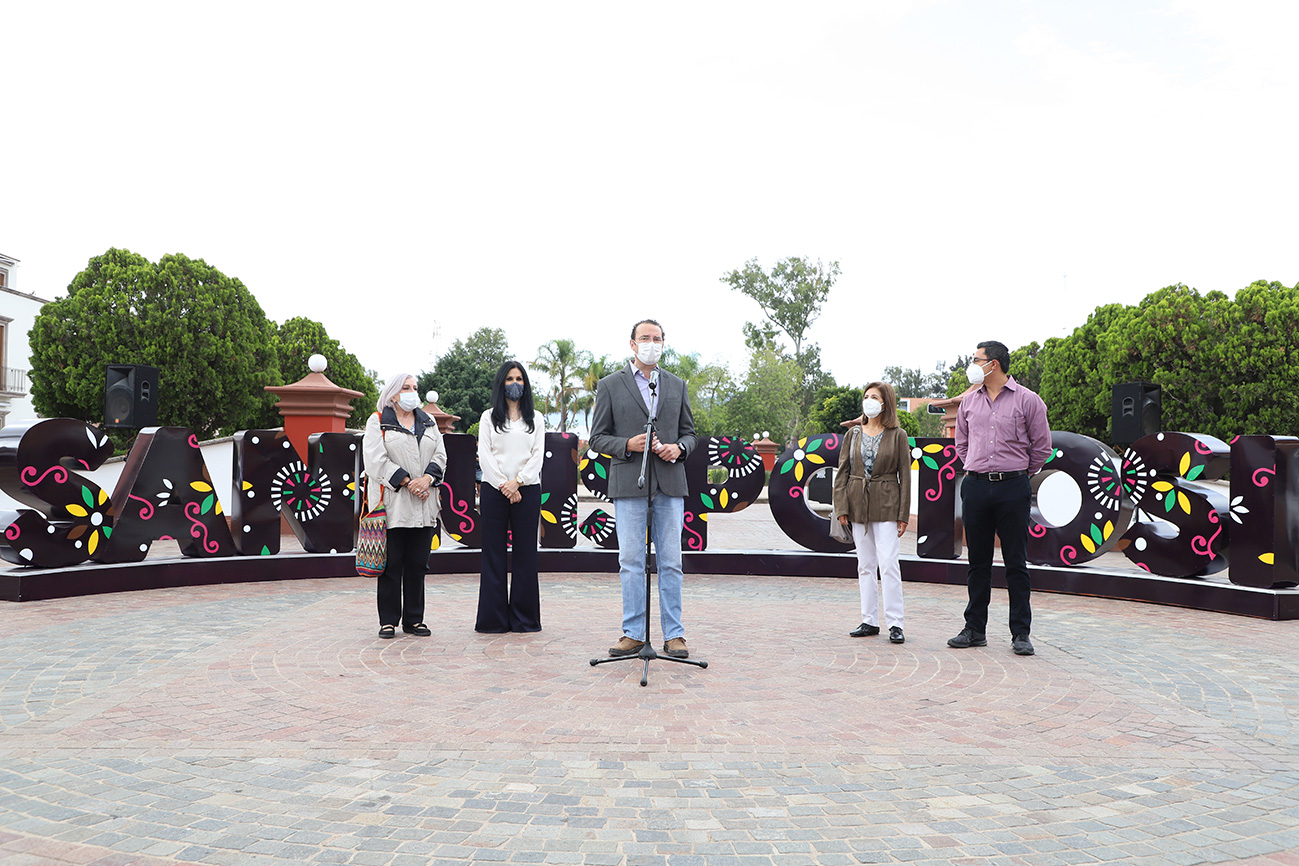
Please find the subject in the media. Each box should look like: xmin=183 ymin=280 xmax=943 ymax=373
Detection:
xmin=613 ymin=493 xmax=685 ymax=642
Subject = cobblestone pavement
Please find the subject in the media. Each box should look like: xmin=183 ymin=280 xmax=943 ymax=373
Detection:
xmin=1 ymin=508 xmax=1297 ymax=865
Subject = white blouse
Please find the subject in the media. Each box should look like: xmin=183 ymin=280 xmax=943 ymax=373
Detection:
xmin=477 ymin=409 xmax=546 ymax=489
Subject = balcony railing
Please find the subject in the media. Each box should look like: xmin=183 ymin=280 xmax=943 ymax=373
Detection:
xmin=1 ymin=367 xmax=29 ymax=396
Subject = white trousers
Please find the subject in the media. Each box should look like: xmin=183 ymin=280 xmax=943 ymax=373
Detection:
xmin=851 ymin=521 xmax=904 ymax=629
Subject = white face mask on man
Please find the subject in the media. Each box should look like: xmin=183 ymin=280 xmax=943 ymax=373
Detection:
xmin=967 ymin=359 xmax=995 ymax=386
xmin=635 ymin=341 xmax=663 ymax=366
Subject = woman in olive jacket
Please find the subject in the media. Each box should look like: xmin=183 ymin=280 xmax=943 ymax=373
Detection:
xmin=833 ymin=381 xmax=912 ymax=644
xmin=363 ymin=373 xmax=447 ymax=639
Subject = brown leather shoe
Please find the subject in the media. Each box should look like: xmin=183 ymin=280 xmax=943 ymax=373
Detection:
xmin=663 ymin=637 xmax=689 ymax=658
xmin=608 ymin=636 xmax=645 ymax=657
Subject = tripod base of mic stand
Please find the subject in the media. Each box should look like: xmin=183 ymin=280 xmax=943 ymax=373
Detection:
xmin=590 ymin=643 xmax=708 ymax=687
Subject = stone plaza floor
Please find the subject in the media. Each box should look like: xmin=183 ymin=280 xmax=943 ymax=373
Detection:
xmin=1 ymin=506 xmax=1297 ymax=865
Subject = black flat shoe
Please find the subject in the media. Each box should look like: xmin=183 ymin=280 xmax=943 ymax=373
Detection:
xmin=378 ymin=625 xmax=396 ymax=639
xmin=889 ymin=626 xmax=905 ymax=644
xmin=403 ymin=623 xmax=431 ymax=637
xmin=850 ymin=623 xmax=880 ymax=637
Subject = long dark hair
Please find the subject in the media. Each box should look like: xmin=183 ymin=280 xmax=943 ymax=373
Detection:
xmin=490 ymin=361 xmax=536 ymax=433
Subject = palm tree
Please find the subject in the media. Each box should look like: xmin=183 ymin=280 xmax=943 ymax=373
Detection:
xmin=574 ymin=354 xmax=621 ymax=434
xmin=660 ymin=348 xmax=702 ymax=384
xmin=533 ymin=339 xmax=591 ymax=432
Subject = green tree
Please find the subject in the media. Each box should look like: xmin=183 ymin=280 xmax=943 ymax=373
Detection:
xmin=688 ymin=362 xmax=735 ymax=439
xmin=29 ymin=248 xmax=280 ymax=442
xmin=896 ymin=408 xmax=920 ymax=437
xmin=883 ymin=362 xmax=950 ymax=399
xmin=574 ymin=354 xmax=621 ymax=433
xmin=418 ymin=327 xmax=511 ymax=431
xmin=721 ymin=348 xmax=803 ymax=445
xmin=806 ymin=384 xmax=864 ymax=434
xmin=533 ymin=338 xmax=591 ymax=432
xmin=1037 ymin=302 xmax=1140 ymax=439
xmin=721 ymin=256 xmax=840 ymax=358
xmin=270 ymin=316 xmax=378 ymax=429
xmin=1008 ymin=342 xmax=1046 ymax=393
xmin=721 ymin=256 xmax=840 ymax=436
xmin=1203 ymin=280 xmax=1299 ymax=437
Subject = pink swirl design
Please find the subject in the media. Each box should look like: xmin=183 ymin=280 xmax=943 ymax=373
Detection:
xmin=77 ymin=459 xmax=91 ymax=470
xmin=441 ymin=481 xmax=476 ymax=534
xmin=1191 ymin=510 xmax=1222 ymax=560
xmin=789 ymin=486 xmax=804 ymax=499
xmin=128 ymin=494 xmax=155 ymax=520
xmin=683 ymin=511 xmax=704 ymax=551
xmin=1029 ymin=523 xmax=1047 ymax=538
xmin=183 ymin=501 xmax=220 ymax=554
xmin=1060 ymin=545 xmax=1078 ymax=565
xmin=925 ymin=448 xmax=960 ymax=502
xmin=1253 ymin=466 xmax=1275 ymax=488
xmin=1194 ymin=439 xmax=1212 ymax=455
xmin=5 ymin=524 xmax=20 ymax=541
xmin=21 ymin=465 xmax=69 ymax=487
xmin=188 ymin=435 xmax=200 ymax=448
xmin=823 ymin=434 xmax=841 ymax=449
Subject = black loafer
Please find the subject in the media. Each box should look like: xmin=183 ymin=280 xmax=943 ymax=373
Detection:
xmin=1012 ymin=634 xmax=1035 ymax=656
xmin=889 ymin=626 xmax=905 ymax=644
xmin=403 ymin=623 xmax=431 ymax=637
xmin=850 ymin=623 xmax=880 ymax=637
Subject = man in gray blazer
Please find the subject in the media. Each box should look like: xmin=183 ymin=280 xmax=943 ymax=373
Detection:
xmin=589 ymin=319 xmax=698 ymax=659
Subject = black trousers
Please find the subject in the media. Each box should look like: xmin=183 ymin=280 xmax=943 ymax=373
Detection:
xmin=961 ymin=474 xmax=1032 ymax=636
xmin=377 ymin=525 xmax=435 ymax=627
xmin=476 ymin=483 xmax=542 ymax=633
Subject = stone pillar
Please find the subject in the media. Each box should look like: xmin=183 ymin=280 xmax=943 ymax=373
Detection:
xmin=264 ymin=354 xmax=365 ymax=461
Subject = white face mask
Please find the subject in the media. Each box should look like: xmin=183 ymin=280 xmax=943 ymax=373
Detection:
xmin=634 ymin=340 xmax=663 ymax=366
xmin=967 ymin=360 xmax=994 ymax=386
xmin=862 ymin=398 xmax=882 ymax=419
xmin=398 ymin=391 xmax=421 ymax=411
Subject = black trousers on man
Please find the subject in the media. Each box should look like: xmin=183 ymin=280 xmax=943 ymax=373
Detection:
xmin=960 ymin=474 xmax=1032 ymax=636
xmin=377 ymin=525 xmax=435 ymax=628
xmin=476 ymin=483 xmax=542 ymax=633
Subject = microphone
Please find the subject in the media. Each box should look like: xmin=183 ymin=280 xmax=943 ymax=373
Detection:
xmin=648 ymin=369 xmax=659 ymax=391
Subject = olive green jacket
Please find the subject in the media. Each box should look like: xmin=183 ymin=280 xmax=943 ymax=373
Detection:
xmin=832 ymin=425 xmax=911 ymax=525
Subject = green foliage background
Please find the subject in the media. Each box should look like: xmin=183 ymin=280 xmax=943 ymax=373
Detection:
xmin=417 ymin=327 xmax=512 ymax=431
xmin=30 ymin=248 xmax=280 ymax=442
xmin=270 ymin=316 xmax=378 ymax=429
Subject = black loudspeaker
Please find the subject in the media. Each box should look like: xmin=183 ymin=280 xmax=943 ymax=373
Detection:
xmin=1112 ymin=381 xmax=1161 ymax=444
xmin=104 ymin=365 xmax=160 ymax=428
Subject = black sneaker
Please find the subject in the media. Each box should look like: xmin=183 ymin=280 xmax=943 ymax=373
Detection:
xmin=850 ymin=623 xmax=880 ymax=637
xmin=888 ymin=626 xmax=905 ymax=644
xmin=1012 ymin=635 xmax=1035 ymax=656
xmin=947 ymin=628 xmax=987 ymax=648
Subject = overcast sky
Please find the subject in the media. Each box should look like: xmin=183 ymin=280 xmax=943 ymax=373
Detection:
xmin=4 ymin=0 xmax=1297 ymax=397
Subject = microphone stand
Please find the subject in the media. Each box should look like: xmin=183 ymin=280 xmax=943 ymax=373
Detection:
xmin=590 ymin=371 xmax=707 ymax=686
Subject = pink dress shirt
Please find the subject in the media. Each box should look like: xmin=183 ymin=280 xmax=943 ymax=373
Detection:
xmin=955 ymin=378 xmax=1052 ymax=474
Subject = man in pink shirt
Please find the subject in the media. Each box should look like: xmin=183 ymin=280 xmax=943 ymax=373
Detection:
xmin=948 ymin=340 xmax=1051 ymax=656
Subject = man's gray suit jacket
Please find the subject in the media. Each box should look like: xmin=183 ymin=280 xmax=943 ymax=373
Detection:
xmin=588 ymin=363 xmax=697 ymax=499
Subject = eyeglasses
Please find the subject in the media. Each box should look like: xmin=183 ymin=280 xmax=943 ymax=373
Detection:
xmin=634 ymin=336 xmax=664 ymax=344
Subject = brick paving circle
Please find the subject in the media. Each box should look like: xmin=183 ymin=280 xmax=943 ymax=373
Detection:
xmin=1 ymin=570 xmax=1297 ymax=865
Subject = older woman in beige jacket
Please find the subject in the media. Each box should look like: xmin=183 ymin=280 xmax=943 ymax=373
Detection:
xmin=833 ymin=381 xmax=912 ymax=644
xmin=363 ymin=373 xmax=447 ymax=639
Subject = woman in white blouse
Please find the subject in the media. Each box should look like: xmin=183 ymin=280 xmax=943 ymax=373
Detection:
xmin=475 ymin=361 xmax=546 ymax=632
